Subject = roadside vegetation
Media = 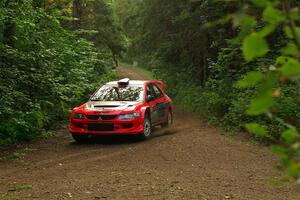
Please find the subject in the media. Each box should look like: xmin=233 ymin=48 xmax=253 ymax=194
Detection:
xmin=0 ymin=0 xmax=123 ymax=145
xmin=114 ymin=0 xmax=300 ymax=182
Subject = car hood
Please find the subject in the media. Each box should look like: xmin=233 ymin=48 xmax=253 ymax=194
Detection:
xmin=78 ymin=101 xmax=142 ymax=115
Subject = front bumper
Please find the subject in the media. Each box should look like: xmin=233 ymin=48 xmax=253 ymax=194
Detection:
xmin=69 ymin=118 xmax=144 ymax=135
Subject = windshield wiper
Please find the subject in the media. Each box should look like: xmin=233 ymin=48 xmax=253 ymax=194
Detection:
xmin=90 ymin=99 xmax=101 ymax=101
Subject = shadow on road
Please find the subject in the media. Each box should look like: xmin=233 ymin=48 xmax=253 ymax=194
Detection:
xmin=67 ymin=127 xmax=178 ymax=147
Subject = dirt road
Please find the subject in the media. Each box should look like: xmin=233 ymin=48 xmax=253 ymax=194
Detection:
xmin=0 ymin=64 xmax=299 ymax=200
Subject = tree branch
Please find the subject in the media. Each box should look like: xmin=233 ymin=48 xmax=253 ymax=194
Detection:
xmin=283 ymin=0 xmax=300 ymax=52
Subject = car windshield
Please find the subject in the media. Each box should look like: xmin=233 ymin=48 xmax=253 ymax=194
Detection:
xmin=90 ymin=85 xmax=144 ymax=102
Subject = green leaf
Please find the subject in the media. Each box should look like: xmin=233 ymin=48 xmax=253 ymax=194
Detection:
xmin=277 ymin=57 xmax=300 ymax=77
xmin=258 ymin=73 xmax=278 ymax=93
xmin=235 ymin=15 xmax=257 ymax=41
xmin=271 ymin=145 xmax=288 ymax=157
xmin=284 ymin=26 xmax=300 ymax=39
xmin=245 ymin=123 xmax=269 ymax=137
xmin=288 ymin=163 xmax=300 ymax=178
xmin=281 ymin=43 xmax=299 ymax=55
xmin=257 ymin=24 xmax=276 ymax=37
xmin=276 ymin=56 xmax=289 ymax=65
xmin=246 ymin=94 xmax=274 ymax=115
xmin=263 ymin=6 xmax=285 ymax=24
xmin=237 ymin=71 xmax=264 ymax=88
xmin=281 ymin=129 xmax=299 ymax=144
xmin=246 ymin=74 xmax=277 ymax=115
xmin=243 ymin=33 xmax=269 ymax=61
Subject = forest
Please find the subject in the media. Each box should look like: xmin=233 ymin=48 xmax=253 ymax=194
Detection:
xmin=0 ymin=0 xmax=123 ymax=145
xmin=1 ymin=0 xmax=300 ymax=183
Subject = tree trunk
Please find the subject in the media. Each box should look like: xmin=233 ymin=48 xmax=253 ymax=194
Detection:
xmin=3 ymin=21 xmax=15 ymax=47
xmin=72 ymin=0 xmax=83 ymax=29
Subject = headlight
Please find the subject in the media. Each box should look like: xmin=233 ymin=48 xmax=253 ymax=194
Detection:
xmin=119 ymin=112 xmax=140 ymax=120
xmin=74 ymin=113 xmax=85 ymax=119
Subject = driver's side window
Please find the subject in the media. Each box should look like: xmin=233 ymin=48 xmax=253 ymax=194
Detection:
xmin=146 ymin=85 xmax=155 ymax=102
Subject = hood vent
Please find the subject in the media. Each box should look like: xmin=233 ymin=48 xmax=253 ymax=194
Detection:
xmin=94 ymin=105 xmax=120 ymax=108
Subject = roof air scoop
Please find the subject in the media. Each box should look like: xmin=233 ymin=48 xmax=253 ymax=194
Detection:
xmin=118 ymin=78 xmax=130 ymax=87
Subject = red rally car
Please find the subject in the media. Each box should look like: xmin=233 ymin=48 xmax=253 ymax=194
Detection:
xmin=69 ymin=78 xmax=173 ymax=142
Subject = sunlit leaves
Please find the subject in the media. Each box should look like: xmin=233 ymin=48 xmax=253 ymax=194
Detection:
xmin=284 ymin=26 xmax=300 ymax=39
xmin=238 ymin=71 xmax=263 ymax=88
xmin=246 ymin=73 xmax=278 ymax=115
xmin=242 ymin=33 xmax=269 ymax=61
xmin=238 ymin=0 xmax=300 ymax=183
xmin=281 ymin=43 xmax=299 ymax=56
xmin=282 ymin=129 xmax=299 ymax=144
xmin=234 ymin=15 xmax=257 ymax=42
xmin=245 ymin=123 xmax=269 ymax=138
xmin=257 ymin=24 xmax=277 ymax=38
xmin=277 ymin=57 xmax=300 ymax=78
xmin=247 ymin=94 xmax=273 ymax=115
xmin=240 ymin=4 xmax=286 ymax=61
xmin=256 ymin=6 xmax=285 ymax=38
xmin=271 ymin=145 xmax=288 ymax=157
xmin=287 ymin=163 xmax=300 ymax=179
xmin=263 ymin=6 xmax=285 ymax=25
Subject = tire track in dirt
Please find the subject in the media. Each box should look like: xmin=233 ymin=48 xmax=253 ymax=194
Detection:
xmin=0 ymin=148 xmax=125 ymax=177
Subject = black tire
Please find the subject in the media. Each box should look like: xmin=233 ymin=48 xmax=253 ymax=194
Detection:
xmin=139 ymin=116 xmax=152 ymax=140
xmin=72 ymin=134 xmax=89 ymax=143
xmin=162 ymin=110 xmax=173 ymax=128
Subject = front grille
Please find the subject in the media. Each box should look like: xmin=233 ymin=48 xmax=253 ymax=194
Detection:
xmin=86 ymin=115 xmax=117 ymax=120
xmin=87 ymin=123 xmax=114 ymax=131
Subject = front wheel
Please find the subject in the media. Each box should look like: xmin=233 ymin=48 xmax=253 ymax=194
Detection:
xmin=139 ymin=116 xmax=152 ymax=140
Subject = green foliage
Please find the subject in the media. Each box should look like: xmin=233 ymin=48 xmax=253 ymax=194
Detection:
xmin=238 ymin=71 xmax=264 ymax=88
xmin=282 ymin=129 xmax=299 ymax=144
xmin=114 ymin=0 xmax=236 ymax=78
xmin=115 ymin=0 xmax=300 ymax=183
xmin=233 ymin=0 xmax=300 ymax=182
xmin=74 ymin=0 xmax=126 ymax=66
xmin=243 ymin=33 xmax=269 ymax=61
xmin=0 ymin=0 xmax=116 ymax=145
xmin=245 ymin=123 xmax=270 ymax=138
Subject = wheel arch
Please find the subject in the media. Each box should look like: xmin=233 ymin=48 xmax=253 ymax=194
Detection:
xmin=140 ymin=106 xmax=151 ymax=119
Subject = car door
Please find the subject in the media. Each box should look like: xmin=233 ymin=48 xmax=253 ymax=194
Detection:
xmin=152 ymin=83 xmax=168 ymax=123
xmin=146 ymin=84 xmax=159 ymax=124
